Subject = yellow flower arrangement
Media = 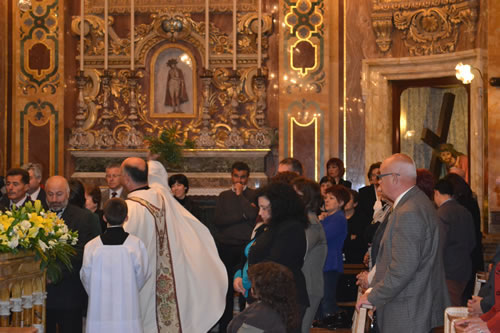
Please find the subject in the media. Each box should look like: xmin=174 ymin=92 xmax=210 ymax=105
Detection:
xmin=0 ymin=200 xmax=78 ymax=282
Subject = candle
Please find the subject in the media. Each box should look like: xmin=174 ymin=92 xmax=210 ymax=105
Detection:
xmin=80 ymin=0 xmax=84 ymax=71
xmin=257 ymin=0 xmax=262 ymax=69
xmin=205 ymin=0 xmax=209 ymax=70
xmin=232 ymin=0 xmax=236 ymax=71
xmin=131 ymin=0 xmax=134 ymax=71
xmin=104 ymin=0 xmax=108 ymax=70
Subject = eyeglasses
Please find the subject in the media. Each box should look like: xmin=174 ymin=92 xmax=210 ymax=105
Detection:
xmin=376 ymin=172 xmax=400 ymax=180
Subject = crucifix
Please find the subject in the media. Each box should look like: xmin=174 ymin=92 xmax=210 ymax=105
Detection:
xmin=420 ymin=92 xmax=455 ymax=180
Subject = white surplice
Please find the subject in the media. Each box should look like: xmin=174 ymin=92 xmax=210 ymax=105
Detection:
xmin=124 ymin=160 xmax=227 ymax=333
xmin=80 ymin=234 xmax=150 ymax=333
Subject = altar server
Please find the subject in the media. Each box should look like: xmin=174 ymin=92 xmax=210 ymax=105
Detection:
xmin=80 ymin=198 xmax=150 ymax=333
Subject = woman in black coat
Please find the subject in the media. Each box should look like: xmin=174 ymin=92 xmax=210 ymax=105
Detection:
xmin=248 ymin=183 xmax=309 ymax=332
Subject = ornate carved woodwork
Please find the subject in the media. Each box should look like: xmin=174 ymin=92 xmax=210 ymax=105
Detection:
xmin=69 ymin=8 xmax=273 ymax=149
xmin=371 ymin=0 xmax=479 ymax=55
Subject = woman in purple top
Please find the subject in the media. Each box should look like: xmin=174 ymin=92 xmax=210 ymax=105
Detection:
xmin=319 ymin=185 xmax=349 ymax=319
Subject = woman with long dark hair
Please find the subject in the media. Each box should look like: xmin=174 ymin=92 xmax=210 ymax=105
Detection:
xmin=245 ymin=182 xmax=309 ymax=332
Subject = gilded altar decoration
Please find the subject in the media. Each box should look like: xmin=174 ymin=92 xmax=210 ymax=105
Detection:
xmin=85 ymin=0 xmax=258 ymax=14
xmin=0 ymin=201 xmax=78 ymax=283
xmin=371 ymin=0 xmax=479 ymax=55
xmin=283 ymin=0 xmax=326 ymax=93
xmin=12 ymin=0 xmax=65 ymax=174
xmin=69 ymin=7 xmax=274 ymax=150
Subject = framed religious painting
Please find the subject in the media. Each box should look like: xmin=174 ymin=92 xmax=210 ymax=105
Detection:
xmin=392 ymin=76 xmax=470 ymax=183
xmin=149 ymin=44 xmax=198 ymax=118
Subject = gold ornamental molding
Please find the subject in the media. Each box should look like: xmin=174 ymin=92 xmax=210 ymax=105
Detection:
xmin=84 ymin=0 xmax=257 ymax=14
xmin=371 ymin=0 xmax=479 ymax=55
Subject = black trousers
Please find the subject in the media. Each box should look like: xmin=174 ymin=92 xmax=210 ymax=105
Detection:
xmin=46 ymin=307 xmax=83 ymax=333
xmin=216 ymin=242 xmax=246 ymax=333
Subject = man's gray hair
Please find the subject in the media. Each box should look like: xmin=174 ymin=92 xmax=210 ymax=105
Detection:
xmin=22 ymin=162 xmax=43 ymax=179
xmin=391 ymin=154 xmax=417 ymax=180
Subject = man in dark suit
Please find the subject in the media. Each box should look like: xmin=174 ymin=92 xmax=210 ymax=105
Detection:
xmin=0 ymin=168 xmax=32 ymax=211
xmin=214 ymin=161 xmax=258 ymax=332
xmin=434 ymin=178 xmax=476 ymax=306
xmin=22 ymin=162 xmax=48 ymax=210
xmin=357 ymin=154 xmax=449 ymax=333
xmin=45 ymin=175 xmax=99 ymax=333
xmin=357 ymin=162 xmax=381 ymax=219
xmin=100 ymin=163 xmax=128 ymax=208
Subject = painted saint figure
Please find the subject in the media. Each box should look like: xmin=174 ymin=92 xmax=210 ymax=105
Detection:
xmin=164 ymin=58 xmax=188 ymax=112
xmin=435 ymin=143 xmax=470 ymax=184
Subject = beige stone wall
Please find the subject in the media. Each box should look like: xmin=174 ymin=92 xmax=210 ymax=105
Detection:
xmin=487 ymin=0 xmax=500 ymax=231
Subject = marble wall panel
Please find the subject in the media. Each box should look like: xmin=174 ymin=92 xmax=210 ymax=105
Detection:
xmin=10 ymin=0 xmax=65 ymax=176
xmin=343 ymin=0 xmax=485 ymax=189
xmin=487 ymin=0 xmax=500 ymax=231
xmin=0 ymin=1 xmax=7 ymax=174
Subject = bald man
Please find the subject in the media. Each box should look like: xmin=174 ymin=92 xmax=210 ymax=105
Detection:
xmin=356 ymin=154 xmax=449 ymax=333
xmin=44 ymin=176 xmax=99 ymax=333
xmin=121 ymin=157 xmax=226 ymax=333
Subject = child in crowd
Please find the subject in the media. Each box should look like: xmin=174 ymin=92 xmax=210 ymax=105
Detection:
xmin=80 ymin=198 xmax=151 ymax=333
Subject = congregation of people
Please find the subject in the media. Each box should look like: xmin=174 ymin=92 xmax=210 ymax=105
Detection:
xmin=0 ymin=151 xmax=495 ymax=333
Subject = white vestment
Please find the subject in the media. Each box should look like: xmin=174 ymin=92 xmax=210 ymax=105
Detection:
xmin=124 ymin=160 xmax=227 ymax=333
xmin=80 ymin=234 xmax=150 ymax=333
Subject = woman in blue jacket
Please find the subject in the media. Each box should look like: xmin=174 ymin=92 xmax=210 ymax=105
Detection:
xmin=319 ymin=185 xmax=350 ymax=320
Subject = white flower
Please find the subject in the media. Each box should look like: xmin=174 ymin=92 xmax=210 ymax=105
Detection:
xmin=8 ymin=238 xmax=19 ymax=249
xmin=59 ymin=233 xmax=69 ymax=241
xmin=48 ymin=240 xmax=56 ymax=248
xmin=20 ymin=220 xmax=31 ymax=230
xmin=71 ymin=239 xmax=77 ymax=246
xmin=38 ymin=240 xmax=49 ymax=252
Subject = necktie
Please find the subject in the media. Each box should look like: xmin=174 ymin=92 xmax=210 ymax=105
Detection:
xmin=111 ymin=192 xmax=117 ymax=198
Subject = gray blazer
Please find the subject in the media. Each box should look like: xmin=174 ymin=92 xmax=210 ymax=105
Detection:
xmin=368 ymin=186 xmax=450 ymax=333
xmin=302 ymin=212 xmax=328 ymax=298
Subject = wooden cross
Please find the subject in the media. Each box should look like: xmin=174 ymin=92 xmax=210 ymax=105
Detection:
xmin=420 ymin=92 xmax=455 ymax=180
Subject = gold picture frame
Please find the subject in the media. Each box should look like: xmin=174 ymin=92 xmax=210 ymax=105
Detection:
xmin=149 ymin=44 xmax=198 ymax=118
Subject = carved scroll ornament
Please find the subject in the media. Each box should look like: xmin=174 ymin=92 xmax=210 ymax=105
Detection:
xmin=371 ymin=0 xmax=478 ymax=55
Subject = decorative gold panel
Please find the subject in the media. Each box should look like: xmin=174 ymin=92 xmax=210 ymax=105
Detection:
xmin=371 ymin=0 xmax=479 ymax=55
xmin=69 ymin=8 xmax=274 ymax=149
xmin=84 ymin=0 xmax=257 ymax=14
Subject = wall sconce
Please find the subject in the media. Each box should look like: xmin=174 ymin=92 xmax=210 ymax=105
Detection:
xmin=455 ymin=63 xmax=480 ymax=84
xmin=456 ymin=62 xmax=500 ymax=87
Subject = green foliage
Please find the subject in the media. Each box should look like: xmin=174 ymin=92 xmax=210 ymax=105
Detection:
xmin=146 ymin=128 xmax=195 ymax=168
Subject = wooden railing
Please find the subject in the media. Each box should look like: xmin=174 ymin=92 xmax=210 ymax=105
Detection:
xmin=0 ymin=251 xmax=45 ymax=332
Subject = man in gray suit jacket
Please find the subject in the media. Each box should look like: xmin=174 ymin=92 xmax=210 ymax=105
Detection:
xmin=357 ymin=154 xmax=449 ymax=333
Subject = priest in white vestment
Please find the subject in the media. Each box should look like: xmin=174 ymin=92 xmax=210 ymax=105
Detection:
xmin=120 ymin=157 xmax=227 ymax=333
xmin=80 ymin=198 xmax=151 ymax=333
